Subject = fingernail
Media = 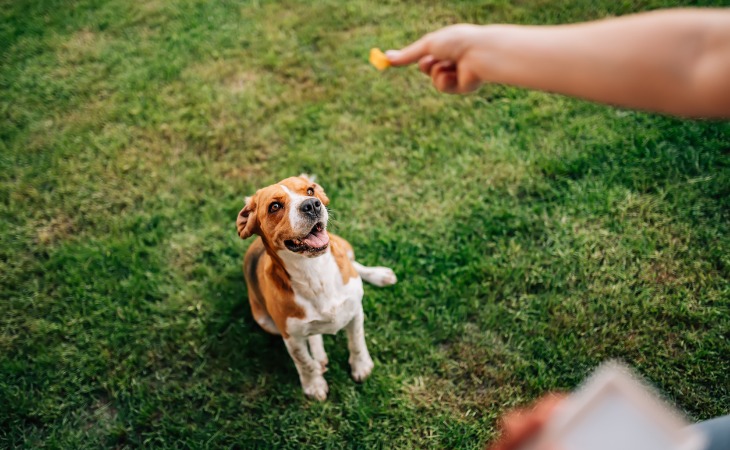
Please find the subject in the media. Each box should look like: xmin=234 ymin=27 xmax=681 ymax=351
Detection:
xmin=385 ymin=50 xmax=400 ymax=60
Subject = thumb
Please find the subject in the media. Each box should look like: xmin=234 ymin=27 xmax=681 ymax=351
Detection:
xmin=386 ymin=35 xmax=431 ymax=66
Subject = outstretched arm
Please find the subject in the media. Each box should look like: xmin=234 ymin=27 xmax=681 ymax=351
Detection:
xmin=387 ymin=9 xmax=730 ymax=118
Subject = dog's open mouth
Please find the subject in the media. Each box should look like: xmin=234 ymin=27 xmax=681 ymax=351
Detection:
xmin=285 ymin=222 xmax=329 ymax=253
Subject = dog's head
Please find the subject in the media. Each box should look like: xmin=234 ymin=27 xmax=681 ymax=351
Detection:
xmin=237 ymin=174 xmax=330 ymax=257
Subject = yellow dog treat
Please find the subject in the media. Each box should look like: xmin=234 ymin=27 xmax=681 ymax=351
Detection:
xmin=369 ymin=48 xmax=391 ymax=71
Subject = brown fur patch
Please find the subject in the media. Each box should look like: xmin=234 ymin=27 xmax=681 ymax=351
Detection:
xmin=239 ymin=175 xmax=340 ymax=337
xmin=244 ymin=237 xmax=304 ymax=338
xmin=237 ymin=175 xmax=329 ymax=247
xmin=330 ymin=234 xmax=358 ymax=285
xmin=278 ymin=176 xmax=329 ymax=206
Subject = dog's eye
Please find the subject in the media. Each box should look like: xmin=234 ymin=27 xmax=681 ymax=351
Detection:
xmin=269 ymin=202 xmax=282 ymax=213
xmin=307 ymin=187 xmax=314 ymax=196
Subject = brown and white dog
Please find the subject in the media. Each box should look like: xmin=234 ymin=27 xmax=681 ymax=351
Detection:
xmin=236 ymin=174 xmax=396 ymax=400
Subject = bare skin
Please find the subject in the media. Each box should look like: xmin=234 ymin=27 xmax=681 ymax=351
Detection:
xmin=387 ymin=9 xmax=730 ymax=118
xmin=487 ymin=394 xmax=565 ymax=450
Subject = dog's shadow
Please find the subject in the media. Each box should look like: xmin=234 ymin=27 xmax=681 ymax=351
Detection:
xmin=203 ymin=267 xmax=296 ymax=383
xmin=202 ymin=264 xmax=358 ymax=397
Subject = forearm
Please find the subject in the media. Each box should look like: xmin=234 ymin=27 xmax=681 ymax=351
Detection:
xmin=481 ymin=9 xmax=730 ymax=118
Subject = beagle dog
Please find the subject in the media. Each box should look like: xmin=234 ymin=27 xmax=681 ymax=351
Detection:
xmin=236 ymin=174 xmax=396 ymax=400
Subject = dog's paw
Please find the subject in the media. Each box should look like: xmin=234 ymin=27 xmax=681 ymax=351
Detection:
xmin=368 ymin=267 xmax=397 ymax=287
xmin=349 ymin=354 xmax=374 ymax=383
xmin=303 ymin=376 xmax=329 ymax=401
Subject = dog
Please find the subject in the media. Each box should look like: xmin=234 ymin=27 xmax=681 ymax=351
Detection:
xmin=236 ymin=174 xmax=397 ymax=400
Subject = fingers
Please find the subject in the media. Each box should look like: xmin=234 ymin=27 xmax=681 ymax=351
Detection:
xmin=488 ymin=394 xmax=567 ymax=450
xmin=418 ymin=55 xmax=459 ymax=93
xmin=431 ymin=60 xmax=458 ymax=93
xmin=429 ymin=60 xmax=476 ymax=94
xmin=535 ymin=394 xmax=567 ymax=414
xmin=387 ymin=27 xmax=484 ymax=94
xmin=418 ymin=55 xmax=436 ymax=75
xmin=386 ymin=34 xmax=431 ymax=66
xmin=457 ymin=67 xmax=483 ymax=94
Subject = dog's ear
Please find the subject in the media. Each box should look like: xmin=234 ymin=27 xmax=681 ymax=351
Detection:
xmin=298 ymin=173 xmax=317 ymax=183
xmin=299 ymin=173 xmax=329 ymax=206
xmin=236 ymin=196 xmax=258 ymax=240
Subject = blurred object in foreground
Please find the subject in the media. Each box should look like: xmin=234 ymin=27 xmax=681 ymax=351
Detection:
xmin=522 ymin=362 xmax=706 ymax=450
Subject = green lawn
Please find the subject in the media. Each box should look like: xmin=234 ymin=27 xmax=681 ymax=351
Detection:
xmin=2 ymin=0 xmax=729 ymax=448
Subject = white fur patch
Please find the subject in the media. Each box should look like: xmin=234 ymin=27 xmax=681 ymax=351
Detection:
xmin=279 ymin=248 xmax=364 ymax=337
xmin=279 ymin=184 xmax=329 ymax=237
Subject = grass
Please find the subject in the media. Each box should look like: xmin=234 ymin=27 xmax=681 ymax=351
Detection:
xmin=1 ymin=0 xmax=729 ymax=448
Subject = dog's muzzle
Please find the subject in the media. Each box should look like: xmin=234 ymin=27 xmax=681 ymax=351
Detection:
xmin=300 ymin=198 xmax=322 ymax=219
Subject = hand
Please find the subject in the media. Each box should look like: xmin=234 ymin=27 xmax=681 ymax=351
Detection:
xmin=386 ymin=24 xmax=496 ymax=94
xmin=488 ymin=393 xmax=566 ymax=450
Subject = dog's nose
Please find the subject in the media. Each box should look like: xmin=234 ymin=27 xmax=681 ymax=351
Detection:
xmin=300 ymin=198 xmax=321 ymax=217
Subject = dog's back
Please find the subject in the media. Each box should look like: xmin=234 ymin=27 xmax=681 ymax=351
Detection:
xmin=244 ymin=237 xmax=280 ymax=335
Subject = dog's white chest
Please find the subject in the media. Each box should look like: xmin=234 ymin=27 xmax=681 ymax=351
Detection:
xmin=287 ymin=277 xmax=363 ymax=337
xmin=280 ymin=250 xmax=364 ymax=337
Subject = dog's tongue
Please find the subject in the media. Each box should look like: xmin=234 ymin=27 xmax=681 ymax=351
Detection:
xmin=302 ymin=229 xmax=329 ymax=248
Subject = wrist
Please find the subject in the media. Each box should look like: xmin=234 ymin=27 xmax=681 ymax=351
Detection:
xmin=468 ymin=24 xmax=517 ymax=84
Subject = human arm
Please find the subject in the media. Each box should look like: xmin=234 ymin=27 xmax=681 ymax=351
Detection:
xmin=387 ymin=9 xmax=730 ymax=118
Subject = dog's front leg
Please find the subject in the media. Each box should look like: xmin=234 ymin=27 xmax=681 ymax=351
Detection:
xmin=345 ymin=310 xmax=374 ymax=383
xmin=284 ymin=336 xmax=329 ymax=401
xmin=308 ymin=334 xmax=329 ymax=372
